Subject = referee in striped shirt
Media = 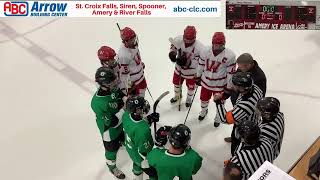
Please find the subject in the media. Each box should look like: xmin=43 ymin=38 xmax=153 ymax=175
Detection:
xmin=230 ymin=120 xmax=274 ymax=180
xmin=256 ymin=97 xmax=285 ymax=159
xmin=214 ymin=71 xmax=264 ymax=155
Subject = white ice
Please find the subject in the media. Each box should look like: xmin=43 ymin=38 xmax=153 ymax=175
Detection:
xmin=1 ymin=12 xmax=320 ymax=180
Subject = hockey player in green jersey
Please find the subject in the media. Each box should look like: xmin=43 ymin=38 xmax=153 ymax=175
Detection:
xmin=91 ymin=67 xmax=126 ymax=179
xmin=146 ymin=124 xmax=203 ymax=180
xmin=122 ymin=95 xmax=160 ymax=180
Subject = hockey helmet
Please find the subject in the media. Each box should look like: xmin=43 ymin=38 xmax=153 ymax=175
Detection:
xmin=212 ymin=32 xmax=226 ymax=45
xmin=97 ymin=46 xmax=118 ymax=68
xmin=212 ymin=32 xmax=226 ymax=52
xmin=256 ymin=97 xmax=280 ymax=122
xmin=183 ymin=26 xmax=196 ymax=44
xmin=125 ymin=96 xmax=150 ymax=115
xmin=120 ymin=27 xmax=138 ymax=48
xmin=168 ymin=124 xmax=191 ymax=149
xmin=238 ymin=120 xmax=260 ymax=145
xmin=232 ymin=72 xmax=253 ymax=90
xmin=95 ymin=67 xmax=118 ymax=88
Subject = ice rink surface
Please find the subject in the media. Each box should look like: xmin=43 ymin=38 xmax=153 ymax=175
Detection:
xmin=1 ymin=8 xmax=320 ymax=180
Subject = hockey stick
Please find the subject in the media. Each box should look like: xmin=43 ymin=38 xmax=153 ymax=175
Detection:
xmin=117 ymin=22 xmax=155 ymax=102
xmin=178 ymin=70 xmax=182 ymax=111
xmin=169 ymin=37 xmax=181 ymax=50
xmin=116 ymin=22 xmax=155 ymax=101
xmin=116 ymin=22 xmax=121 ymax=31
xmin=153 ymin=91 xmax=170 ymax=139
xmin=147 ymin=88 xmax=155 ymax=102
xmin=183 ymin=86 xmax=198 ymax=125
xmin=169 ymin=37 xmax=183 ymax=111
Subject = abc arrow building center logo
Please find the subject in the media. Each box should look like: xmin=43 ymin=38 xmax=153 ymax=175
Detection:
xmin=4 ymin=2 xmax=29 ymax=16
xmin=3 ymin=1 xmax=68 ymax=17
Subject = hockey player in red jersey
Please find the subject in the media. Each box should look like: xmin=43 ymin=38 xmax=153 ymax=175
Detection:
xmin=169 ymin=26 xmax=204 ymax=107
xmin=97 ymin=46 xmax=126 ymax=95
xmin=118 ymin=27 xmax=147 ymax=97
xmin=195 ymin=32 xmax=236 ymax=127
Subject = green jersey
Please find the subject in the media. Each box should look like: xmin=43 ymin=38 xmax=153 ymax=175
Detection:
xmin=122 ymin=111 xmax=154 ymax=165
xmin=90 ymin=89 xmax=123 ymax=141
xmin=147 ymin=147 xmax=203 ymax=180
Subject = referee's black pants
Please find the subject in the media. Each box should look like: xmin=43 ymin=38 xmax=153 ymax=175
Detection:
xmin=230 ymin=91 xmax=240 ymax=156
xmin=231 ymin=125 xmax=241 ymax=156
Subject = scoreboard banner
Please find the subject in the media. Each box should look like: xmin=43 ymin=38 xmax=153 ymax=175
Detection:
xmin=226 ymin=0 xmax=320 ymax=30
xmin=231 ymin=21 xmax=308 ymax=30
xmin=0 ymin=1 xmax=221 ymax=17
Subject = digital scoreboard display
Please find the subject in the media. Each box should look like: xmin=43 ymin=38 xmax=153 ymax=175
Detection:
xmin=226 ymin=3 xmax=317 ymax=29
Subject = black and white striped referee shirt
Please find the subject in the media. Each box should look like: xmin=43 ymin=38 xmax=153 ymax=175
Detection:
xmin=259 ymin=112 xmax=285 ymax=159
xmin=230 ymin=137 xmax=274 ymax=180
xmin=216 ymin=84 xmax=264 ymax=125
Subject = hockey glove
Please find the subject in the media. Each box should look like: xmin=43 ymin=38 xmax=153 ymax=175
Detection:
xmin=146 ymin=112 xmax=160 ymax=125
xmin=110 ymin=115 xmax=120 ymax=127
xmin=116 ymin=98 xmax=125 ymax=111
xmin=155 ymin=126 xmax=172 ymax=146
xmin=118 ymin=131 xmax=125 ymax=145
xmin=222 ymin=88 xmax=233 ymax=100
xmin=117 ymin=90 xmax=126 ymax=99
xmin=195 ymin=76 xmax=202 ymax=86
xmin=128 ymin=86 xmax=137 ymax=96
xmin=213 ymin=93 xmax=225 ymax=104
xmin=169 ymin=51 xmax=177 ymax=62
xmin=176 ymin=52 xmax=188 ymax=67
xmin=142 ymin=166 xmax=158 ymax=178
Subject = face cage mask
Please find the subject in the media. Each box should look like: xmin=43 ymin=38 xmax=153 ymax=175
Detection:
xmin=256 ymin=109 xmax=275 ymax=122
xmin=101 ymin=59 xmax=118 ymax=69
xmin=233 ymin=85 xmax=249 ymax=94
xmin=183 ymin=37 xmax=195 ymax=44
xmin=134 ymin=100 xmax=150 ymax=118
xmin=241 ymin=137 xmax=258 ymax=146
xmin=125 ymin=36 xmax=139 ymax=48
xmin=212 ymin=44 xmax=225 ymax=51
xmin=100 ymin=79 xmax=120 ymax=91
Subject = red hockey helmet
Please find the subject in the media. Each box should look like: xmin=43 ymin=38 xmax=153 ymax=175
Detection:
xmin=120 ymin=27 xmax=136 ymax=41
xmin=212 ymin=32 xmax=226 ymax=45
xmin=97 ymin=46 xmax=116 ymax=61
xmin=183 ymin=26 xmax=196 ymax=44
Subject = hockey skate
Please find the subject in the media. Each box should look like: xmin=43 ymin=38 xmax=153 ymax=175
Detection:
xmin=110 ymin=167 xmax=125 ymax=179
xmin=170 ymin=94 xmax=182 ymax=104
xmin=214 ymin=122 xmax=220 ymax=127
xmin=224 ymin=137 xmax=232 ymax=143
xmin=198 ymin=109 xmax=208 ymax=121
xmin=185 ymin=96 xmax=192 ymax=107
xmin=213 ymin=113 xmax=221 ymax=127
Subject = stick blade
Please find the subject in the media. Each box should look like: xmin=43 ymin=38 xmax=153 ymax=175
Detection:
xmin=153 ymin=91 xmax=170 ymax=113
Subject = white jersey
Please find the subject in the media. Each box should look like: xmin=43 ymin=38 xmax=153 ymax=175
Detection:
xmin=197 ymin=47 xmax=236 ymax=91
xmin=112 ymin=63 xmax=127 ymax=94
xmin=170 ymin=35 xmax=204 ymax=79
xmin=118 ymin=44 xmax=145 ymax=88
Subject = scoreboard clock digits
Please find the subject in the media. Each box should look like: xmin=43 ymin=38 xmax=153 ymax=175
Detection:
xmin=262 ymin=5 xmax=275 ymax=13
xmin=226 ymin=2 xmax=317 ymax=29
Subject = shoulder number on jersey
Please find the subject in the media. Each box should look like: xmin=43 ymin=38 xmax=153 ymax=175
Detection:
xmin=108 ymin=102 xmax=118 ymax=109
